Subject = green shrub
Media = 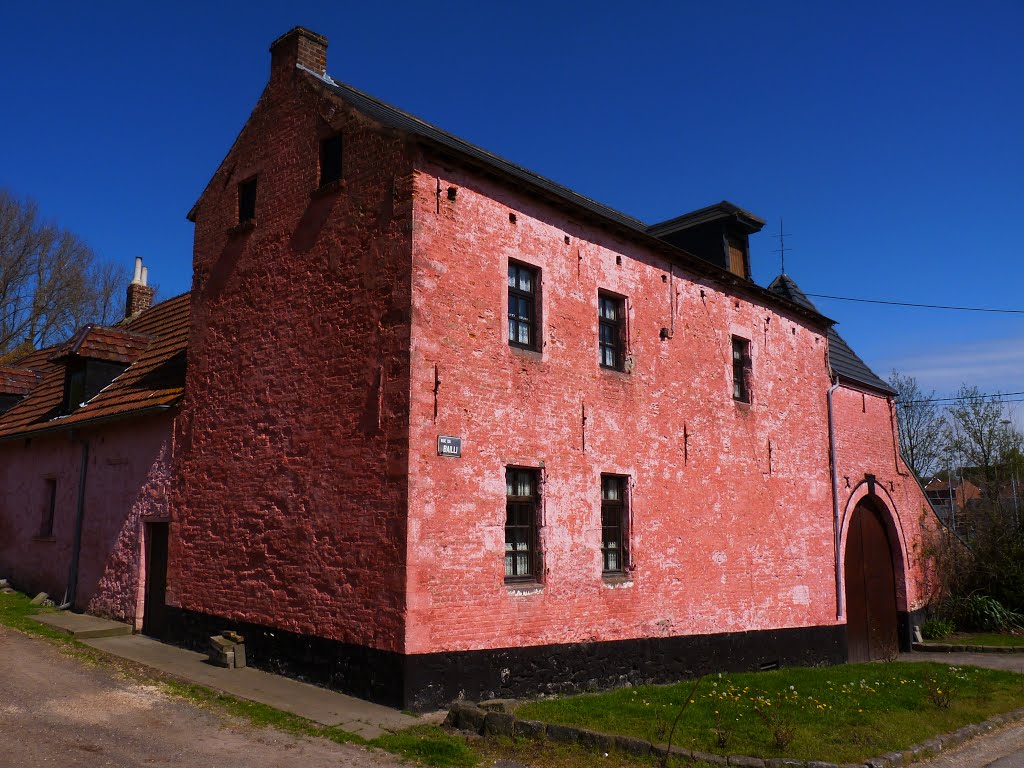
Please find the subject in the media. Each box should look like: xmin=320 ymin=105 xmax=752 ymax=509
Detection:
xmin=921 ymin=619 xmax=954 ymax=640
xmin=948 ymin=595 xmax=1024 ymax=632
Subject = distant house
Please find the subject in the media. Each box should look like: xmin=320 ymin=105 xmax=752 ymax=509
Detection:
xmin=0 ymin=27 xmax=949 ymax=711
xmin=924 ymin=475 xmax=982 ymax=529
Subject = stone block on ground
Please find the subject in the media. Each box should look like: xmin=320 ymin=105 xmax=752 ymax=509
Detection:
xmin=30 ymin=592 xmax=48 ymax=605
xmin=479 ymin=698 xmax=517 ymax=712
xmin=450 ymin=702 xmax=485 ymax=733
xmin=483 ymin=711 xmax=515 ymax=737
xmin=545 ymin=723 xmax=580 ymax=744
xmin=513 ymin=719 xmax=546 ymax=740
xmin=728 ymin=755 xmax=766 ymax=767
xmin=613 ymin=734 xmax=652 ymax=757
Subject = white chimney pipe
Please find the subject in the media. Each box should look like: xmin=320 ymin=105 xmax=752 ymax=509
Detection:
xmin=132 ymin=257 xmax=143 ymax=285
xmin=141 ymin=266 xmax=149 ymax=287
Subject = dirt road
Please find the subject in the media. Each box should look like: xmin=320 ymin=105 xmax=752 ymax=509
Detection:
xmin=0 ymin=625 xmax=401 ymax=767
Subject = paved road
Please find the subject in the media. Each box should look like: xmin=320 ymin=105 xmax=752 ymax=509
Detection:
xmin=0 ymin=625 xmax=401 ymax=767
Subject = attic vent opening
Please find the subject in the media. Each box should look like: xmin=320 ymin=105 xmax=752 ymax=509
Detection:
xmin=509 ymin=212 xmax=517 ymax=224
xmin=238 ymin=177 xmax=258 ymax=224
xmin=447 ymin=186 xmax=457 ymax=201
xmin=319 ymin=134 xmax=343 ymax=187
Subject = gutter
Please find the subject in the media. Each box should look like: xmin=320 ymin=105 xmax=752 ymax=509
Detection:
xmin=0 ymin=404 xmax=175 ymax=445
xmin=827 ymin=379 xmax=844 ymax=619
xmin=61 ymin=434 xmax=89 ymax=610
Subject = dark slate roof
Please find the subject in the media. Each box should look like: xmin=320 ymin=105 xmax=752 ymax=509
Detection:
xmin=309 ymin=70 xmax=644 ymax=231
xmin=300 ymin=67 xmax=832 ymax=329
xmin=647 ymin=201 xmax=766 ymax=238
xmin=768 ymin=274 xmax=895 ymax=395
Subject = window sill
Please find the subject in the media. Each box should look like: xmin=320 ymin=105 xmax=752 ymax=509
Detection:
xmin=602 ymin=574 xmax=634 ymax=588
xmin=311 ymin=178 xmax=344 ymax=198
xmin=32 ymin=536 xmax=56 ymax=543
xmin=733 ymin=399 xmax=752 ymax=410
xmin=505 ymin=581 xmax=544 ymax=595
xmin=227 ymin=219 xmax=256 ymax=236
xmin=509 ymin=344 xmax=543 ymax=360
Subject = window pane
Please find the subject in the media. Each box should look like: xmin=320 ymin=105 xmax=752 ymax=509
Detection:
xmin=508 ymin=265 xmax=517 ymax=287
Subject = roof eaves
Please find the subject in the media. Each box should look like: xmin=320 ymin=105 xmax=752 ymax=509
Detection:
xmin=0 ymin=403 xmax=177 ymax=443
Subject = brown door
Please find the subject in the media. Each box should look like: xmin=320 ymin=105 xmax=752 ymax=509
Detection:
xmin=142 ymin=522 xmax=169 ymax=638
xmin=844 ymin=501 xmax=898 ymax=662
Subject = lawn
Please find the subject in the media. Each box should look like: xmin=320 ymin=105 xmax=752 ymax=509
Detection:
xmin=515 ymin=662 xmax=1024 ymax=764
xmin=942 ymin=632 xmax=1024 ymax=648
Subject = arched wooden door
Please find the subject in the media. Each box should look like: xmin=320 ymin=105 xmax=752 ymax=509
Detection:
xmin=844 ymin=500 xmax=898 ymax=662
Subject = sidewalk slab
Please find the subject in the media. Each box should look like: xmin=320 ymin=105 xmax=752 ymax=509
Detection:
xmin=31 ymin=611 xmax=132 ymax=639
xmin=83 ymin=632 xmax=417 ymax=732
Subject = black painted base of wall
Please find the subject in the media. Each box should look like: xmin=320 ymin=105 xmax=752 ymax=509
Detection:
xmin=899 ymin=608 xmax=926 ymax=651
xmin=162 ymin=607 xmax=407 ymax=707
xmin=162 ymin=608 xmax=847 ymax=711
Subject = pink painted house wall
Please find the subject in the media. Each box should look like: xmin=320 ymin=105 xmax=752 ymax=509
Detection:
xmin=0 ymin=414 xmax=173 ymax=626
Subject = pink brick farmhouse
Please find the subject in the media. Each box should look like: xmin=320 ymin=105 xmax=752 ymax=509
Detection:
xmin=0 ymin=27 xmax=944 ymax=710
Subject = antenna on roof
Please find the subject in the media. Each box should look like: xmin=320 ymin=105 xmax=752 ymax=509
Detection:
xmin=772 ymin=218 xmax=791 ymax=275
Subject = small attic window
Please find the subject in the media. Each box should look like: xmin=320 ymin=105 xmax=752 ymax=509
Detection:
xmin=238 ymin=177 xmax=258 ymax=223
xmin=64 ymin=365 xmax=86 ymax=414
xmin=61 ymin=360 xmax=128 ymax=414
xmin=320 ymin=135 xmax=343 ymax=187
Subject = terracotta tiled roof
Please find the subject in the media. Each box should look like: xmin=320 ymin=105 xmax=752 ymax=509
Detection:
xmin=0 ymin=366 xmax=42 ymax=396
xmin=0 ymin=293 xmax=190 ymax=439
xmin=49 ymin=325 xmax=153 ymax=365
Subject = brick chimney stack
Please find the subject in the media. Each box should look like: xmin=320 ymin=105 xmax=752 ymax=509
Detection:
xmin=125 ymin=257 xmax=154 ymax=319
xmin=270 ymin=27 xmax=328 ymax=78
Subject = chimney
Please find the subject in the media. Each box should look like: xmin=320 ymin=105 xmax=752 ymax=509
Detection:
xmin=125 ymin=257 xmax=155 ymax=319
xmin=270 ymin=27 xmax=328 ymax=79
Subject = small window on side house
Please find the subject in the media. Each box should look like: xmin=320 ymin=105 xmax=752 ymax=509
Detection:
xmin=732 ymin=336 xmax=751 ymax=403
xmin=598 ymin=293 xmax=625 ymax=370
xmin=319 ymin=134 xmax=342 ymax=187
xmin=238 ymin=177 xmax=258 ymax=223
xmin=64 ymin=365 xmax=86 ymax=413
xmin=505 ymin=467 xmax=541 ymax=582
xmin=507 ymin=262 xmax=539 ymax=350
xmin=601 ymin=475 xmax=629 ymax=575
xmin=39 ymin=478 xmax=56 ymax=538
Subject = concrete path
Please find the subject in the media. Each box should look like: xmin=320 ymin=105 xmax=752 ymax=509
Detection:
xmin=918 ymin=722 xmax=1024 ymax=768
xmin=32 ymin=610 xmax=132 ymax=639
xmin=899 ymin=649 xmax=1024 ymax=674
xmin=0 ymin=625 xmax=401 ymax=768
xmin=81 ymin=632 xmax=417 ymax=738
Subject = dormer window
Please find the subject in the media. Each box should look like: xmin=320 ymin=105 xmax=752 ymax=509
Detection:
xmin=64 ymin=364 xmax=86 ymax=413
xmin=50 ymin=325 xmax=152 ymax=415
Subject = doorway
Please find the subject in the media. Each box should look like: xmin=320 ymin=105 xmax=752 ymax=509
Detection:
xmin=142 ymin=522 xmax=169 ymax=638
xmin=844 ymin=499 xmax=898 ymax=662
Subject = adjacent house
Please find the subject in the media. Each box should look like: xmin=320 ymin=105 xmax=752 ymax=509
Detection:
xmin=0 ymin=27 xmax=945 ymax=711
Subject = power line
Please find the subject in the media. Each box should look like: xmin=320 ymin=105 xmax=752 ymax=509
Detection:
xmin=805 ymin=293 xmax=1024 ymax=314
xmin=904 ymin=391 xmax=1024 ymax=405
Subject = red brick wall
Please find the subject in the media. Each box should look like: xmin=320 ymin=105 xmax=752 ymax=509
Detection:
xmin=404 ymin=159 xmax=841 ymax=655
xmin=170 ymin=66 xmax=415 ymax=653
xmin=0 ymin=414 xmax=173 ymax=623
xmin=831 ymin=385 xmax=941 ymax=613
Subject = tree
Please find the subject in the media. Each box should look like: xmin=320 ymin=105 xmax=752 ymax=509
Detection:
xmin=0 ymin=188 xmax=124 ymax=360
xmin=889 ymin=370 xmax=945 ymax=481
xmin=946 ymin=385 xmax=1022 ymax=498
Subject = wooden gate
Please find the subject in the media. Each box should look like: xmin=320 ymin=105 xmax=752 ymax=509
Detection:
xmin=844 ymin=500 xmax=898 ymax=662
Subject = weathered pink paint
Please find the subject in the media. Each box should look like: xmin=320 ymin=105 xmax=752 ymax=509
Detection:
xmin=0 ymin=414 xmax=173 ymax=626
xmin=832 ymin=386 xmax=941 ymax=615
xmin=405 ymin=163 xmax=843 ymax=655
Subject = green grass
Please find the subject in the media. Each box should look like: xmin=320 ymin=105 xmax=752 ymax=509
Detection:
xmin=515 ymin=662 xmax=1024 ymax=764
xmin=374 ymin=725 xmax=478 ymax=768
xmin=0 ymin=590 xmax=68 ymax=640
xmin=944 ymin=632 xmax=1024 ymax=647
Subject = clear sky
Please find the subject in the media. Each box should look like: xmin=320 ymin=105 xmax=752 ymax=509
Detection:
xmin=2 ymin=1 xmax=1022 ymax=413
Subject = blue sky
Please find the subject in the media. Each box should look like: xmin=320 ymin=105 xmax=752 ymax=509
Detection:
xmin=2 ymin=1 xmax=1022 ymax=411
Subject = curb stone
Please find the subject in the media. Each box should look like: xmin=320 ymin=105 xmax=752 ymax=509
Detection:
xmin=913 ymin=642 xmax=1024 ymax=654
xmin=445 ymin=700 xmax=1024 ymax=766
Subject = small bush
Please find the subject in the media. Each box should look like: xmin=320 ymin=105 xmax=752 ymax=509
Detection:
xmin=925 ymin=678 xmax=956 ymax=709
xmin=921 ymin=619 xmax=954 ymax=640
xmin=947 ymin=595 xmax=1024 ymax=633
xmin=754 ymin=704 xmax=796 ymax=750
